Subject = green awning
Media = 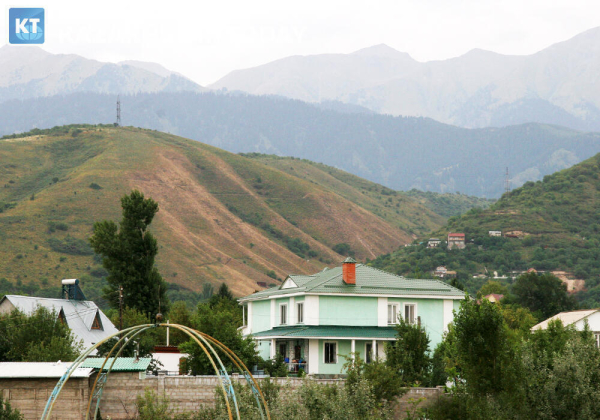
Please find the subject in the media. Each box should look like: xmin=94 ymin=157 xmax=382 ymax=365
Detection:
xmin=250 ymin=325 xmax=397 ymax=340
xmin=81 ymin=357 xmax=151 ymax=372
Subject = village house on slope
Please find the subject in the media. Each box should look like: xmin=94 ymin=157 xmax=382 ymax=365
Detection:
xmin=427 ymin=238 xmax=441 ymax=248
xmin=447 ymin=233 xmax=466 ymax=249
xmin=0 ymin=279 xmax=118 ymax=353
xmin=239 ymin=258 xmax=465 ymax=375
xmin=532 ymin=309 xmax=600 ymax=347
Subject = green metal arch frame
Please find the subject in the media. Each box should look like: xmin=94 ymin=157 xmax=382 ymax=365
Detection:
xmin=40 ymin=323 xmax=270 ymax=420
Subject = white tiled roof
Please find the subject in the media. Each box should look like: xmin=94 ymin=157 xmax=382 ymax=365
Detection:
xmin=0 ymin=295 xmax=119 ymax=353
xmin=0 ymin=362 xmax=92 ymax=378
xmin=532 ymin=309 xmax=599 ymax=330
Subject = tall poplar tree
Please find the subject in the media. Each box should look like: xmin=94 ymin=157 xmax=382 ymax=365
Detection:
xmin=90 ymin=190 xmax=169 ymax=316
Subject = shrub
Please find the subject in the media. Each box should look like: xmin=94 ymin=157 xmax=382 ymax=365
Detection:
xmin=89 ymin=182 xmax=102 ymax=190
xmin=333 ymin=243 xmax=355 ymax=257
xmin=0 ymin=395 xmax=24 ymax=419
xmin=47 ymin=236 xmax=93 ymax=255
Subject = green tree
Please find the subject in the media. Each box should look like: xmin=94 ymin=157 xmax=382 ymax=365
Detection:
xmin=180 ymin=298 xmax=258 ymax=375
xmin=478 ymin=280 xmax=508 ymax=297
xmin=0 ymin=307 xmax=82 ymax=362
xmin=522 ymin=321 xmax=600 ymax=419
xmin=97 ymin=307 xmax=162 ymax=363
xmin=452 ymin=297 xmax=507 ymax=396
xmin=386 ymin=318 xmax=431 ymax=385
xmin=512 ymin=272 xmax=576 ymax=319
xmin=167 ymin=301 xmax=193 ymax=347
xmin=90 ymin=190 xmax=169 ymax=316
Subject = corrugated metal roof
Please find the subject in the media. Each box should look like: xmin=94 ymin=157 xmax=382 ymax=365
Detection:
xmin=532 ymin=309 xmax=599 ymax=330
xmin=251 ymin=325 xmax=397 ymax=339
xmin=0 ymin=362 xmax=92 ymax=378
xmin=241 ymin=264 xmax=465 ymax=300
xmin=0 ymin=295 xmax=119 ymax=354
xmin=81 ymin=357 xmax=152 ymax=371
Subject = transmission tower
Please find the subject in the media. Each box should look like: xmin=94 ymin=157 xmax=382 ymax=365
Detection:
xmin=504 ymin=167 xmax=510 ymax=194
xmin=115 ymin=96 xmax=121 ymax=127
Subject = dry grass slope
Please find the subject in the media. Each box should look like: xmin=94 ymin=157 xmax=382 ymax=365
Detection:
xmin=0 ymin=127 xmax=444 ymax=296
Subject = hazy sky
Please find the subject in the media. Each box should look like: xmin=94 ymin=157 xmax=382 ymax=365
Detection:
xmin=2 ymin=0 xmax=600 ymax=85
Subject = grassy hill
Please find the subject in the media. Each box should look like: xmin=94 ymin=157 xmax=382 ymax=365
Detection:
xmin=370 ymin=153 xmax=600 ymax=306
xmin=0 ymin=125 xmax=445 ymax=303
xmin=240 ymin=153 xmax=453 ymax=230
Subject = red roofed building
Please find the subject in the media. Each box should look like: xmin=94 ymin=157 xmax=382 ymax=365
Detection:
xmin=447 ymin=233 xmax=466 ymax=250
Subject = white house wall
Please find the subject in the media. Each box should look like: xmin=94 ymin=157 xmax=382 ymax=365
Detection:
xmin=576 ymin=312 xmax=600 ymax=331
xmin=304 ymin=296 xmax=319 ymax=326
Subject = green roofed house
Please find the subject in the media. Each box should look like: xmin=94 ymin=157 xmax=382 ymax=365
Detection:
xmin=239 ymin=258 xmax=465 ymax=376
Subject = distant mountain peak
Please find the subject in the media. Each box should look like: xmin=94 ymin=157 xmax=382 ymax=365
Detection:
xmin=352 ymin=44 xmax=411 ymax=59
xmin=118 ymin=60 xmax=177 ymax=78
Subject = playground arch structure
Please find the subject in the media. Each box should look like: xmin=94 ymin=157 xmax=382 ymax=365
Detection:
xmin=40 ymin=323 xmax=270 ymax=420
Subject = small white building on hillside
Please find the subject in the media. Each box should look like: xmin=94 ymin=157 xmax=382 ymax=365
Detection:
xmin=532 ymin=309 xmax=600 ymax=347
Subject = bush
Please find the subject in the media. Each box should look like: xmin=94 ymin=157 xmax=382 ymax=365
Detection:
xmin=47 ymin=221 xmax=69 ymax=232
xmin=0 ymin=395 xmax=24 ymax=420
xmin=47 ymin=236 xmax=94 ymax=255
xmin=333 ymin=243 xmax=355 ymax=257
xmin=262 ymin=354 xmax=289 ymax=377
xmin=89 ymin=182 xmax=102 ymax=190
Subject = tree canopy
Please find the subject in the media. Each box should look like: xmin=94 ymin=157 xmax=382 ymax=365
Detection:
xmin=0 ymin=307 xmax=82 ymax=362
xmin=512 ymin=272 xmax=576 ymax=319
xmin=90 ymin=190 xmax=169 ymax=316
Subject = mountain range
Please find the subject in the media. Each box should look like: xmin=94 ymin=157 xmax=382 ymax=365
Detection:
xmin=212 ymin=27 xmax=600 ymax=132
xmin=0 ymin=45 xmax=205 ymax=103
xmin=1 ymin=91 xmax=599 ymax=198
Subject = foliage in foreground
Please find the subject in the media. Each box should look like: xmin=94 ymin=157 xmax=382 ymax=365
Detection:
xmin=0 ymin=395 xmax=24 ymax=420
xmin=0 ymin=306 xmax=82 ymax=362
xmin=428 ymin=297 xmax=600 ymax=420
xmin=135 ymin=378 xmax=393 ymax=420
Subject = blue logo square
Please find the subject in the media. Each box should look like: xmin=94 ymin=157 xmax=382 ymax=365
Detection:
xmin=9 ymin=8 xmax=45 ymax=44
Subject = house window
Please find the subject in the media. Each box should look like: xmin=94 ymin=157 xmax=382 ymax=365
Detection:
xmin=297 ymin=302 xmax=304 ymax=324
xmin=91 ymin=313 xmax=102 ymax=330
xmin=404 ymin=303 xmax=416 ymax=324
xmin=324 ymin=342 xmax=337 ymax=364
xmin=280 ymin=304 xmax=288 ymax=325
xmin=365 ymin=342 xmax=379 ymax=363
xmin=595 ymin=333 xmax=600 ymax=348
xmin=242 ymin=305 xmax=247 ymax=327
xmin=58 ymin=310 xmax=66 ymax=325
xmin=387 ymin=304 xmax=399 ymax=324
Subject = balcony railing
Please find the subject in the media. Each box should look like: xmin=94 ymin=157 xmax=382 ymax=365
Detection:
xmin=285 ymin=361 xmax=308 ymax=373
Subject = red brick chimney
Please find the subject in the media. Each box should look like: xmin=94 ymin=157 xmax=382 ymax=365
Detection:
xmin=342 ymin=257 xmax=357 ymax=285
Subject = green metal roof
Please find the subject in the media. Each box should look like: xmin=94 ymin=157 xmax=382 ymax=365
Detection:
xmin=241 ymin=264 xmax=464 ymax=301
xmin=81 ymin=357 xmax=152 ymax=372
xmin=250 ymin=325 xmax=398 ymax=339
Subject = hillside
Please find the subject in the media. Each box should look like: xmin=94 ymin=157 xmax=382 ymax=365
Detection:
xmin=212 ymin=27 xmax=600 ymax=132
xmin=241 ymin=153 xmax=492 ymax=220
xmin=1 ymin=92 xmax=600 ymax=198
xmin=370 ymin=153 xmax=600 ymax=306
xmin=0 ymin=125 xmax=444 ymax=301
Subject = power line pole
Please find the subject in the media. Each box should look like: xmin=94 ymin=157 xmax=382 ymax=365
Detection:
xmin=119 ymin=285 xmax=124 ymax=332
xmin=115 ymin=95 xmax=121 ymax=127
xmin=505 ymin=167 xmax=510 ymax=194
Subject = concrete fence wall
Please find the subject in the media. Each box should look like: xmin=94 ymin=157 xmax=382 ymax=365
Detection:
xmin=0 ymin=374 xmax=444 ymax=420
xmin=0 ymin=378 xmax=90 ymax=420
xmin=99 ymin=373 xmax=344 ymax=419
